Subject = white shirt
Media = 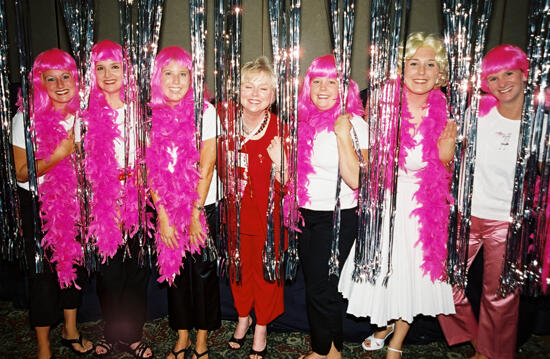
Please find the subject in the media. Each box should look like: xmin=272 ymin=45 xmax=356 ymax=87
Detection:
xmin=11 ymin=111 xmax=80 ymax=190
xmin=471 ymin=106 xmax=521 ymax=221
xmin=304 ymin=114 xmax=369 ymax=210
xmin=113 ymin=107 xmax=136 ymax=169
xmin=200 ymin=103 xmax=218 ymax=206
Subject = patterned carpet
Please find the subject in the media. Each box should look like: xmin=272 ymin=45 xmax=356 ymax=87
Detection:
xmin=2 ymin=301 xmax=549 ymax=359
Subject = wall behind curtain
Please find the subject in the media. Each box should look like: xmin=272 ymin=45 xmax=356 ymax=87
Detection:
xmin=5 ymin=0 xmax=528 ymax=91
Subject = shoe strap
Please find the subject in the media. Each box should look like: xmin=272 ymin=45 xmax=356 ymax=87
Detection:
xmin=387 ymin=346 xmax=403 ymax=354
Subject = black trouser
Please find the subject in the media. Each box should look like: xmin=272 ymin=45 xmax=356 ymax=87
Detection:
xmin=96 ymin=236 xmax=150 ymax=344
xmin=168 ymin=204 xmax=221 ymax=331
xmin=19 ymin=187 xmax=86 ymax=328
xmin=298 ymin=207 xmax=357 ymax=355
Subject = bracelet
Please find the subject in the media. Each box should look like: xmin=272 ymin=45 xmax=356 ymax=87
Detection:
xmin=195 ymin=205 xmax=205 ymax=211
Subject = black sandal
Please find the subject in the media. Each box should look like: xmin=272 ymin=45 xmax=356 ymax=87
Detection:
xmin=120 ymin=341 xmax=154 ymax=359
xmin=61 ymin=334 xmax=93 ymax=355
xmin=169 ymin=345 xmax=192 ymax=359
xmin=193 ymin=349 xmax=209 ymax=358
xmin=228 ymin=319 xmax=253 ymax=350
xmin=94 ymin=337 xmax=115 ymax=357
xmin=248 ymin=344 xmax=267 ymax=359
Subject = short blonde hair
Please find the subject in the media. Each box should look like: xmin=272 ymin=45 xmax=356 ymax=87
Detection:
xmin=399 ymin=32 xmax=448 ymax=87
xmin=241 ymin=56 xmax=277 ymax=90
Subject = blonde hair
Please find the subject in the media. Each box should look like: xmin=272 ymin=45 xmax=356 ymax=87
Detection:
xmin=399 ymin=32 xmax=448 ymax=87
xmin=241 ymin=56 xmax=277 ymax=90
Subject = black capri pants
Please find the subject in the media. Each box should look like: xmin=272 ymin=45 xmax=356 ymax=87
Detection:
xmin=167 ymin=203 xmax=221 ymax=331
xmin=298 ymin=207 xmax=357 ymax=355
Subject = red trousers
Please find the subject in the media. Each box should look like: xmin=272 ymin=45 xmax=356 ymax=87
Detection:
xmin=230 ymin=233 xmax=284 ymax=325
xmin=438 ymin=216 xmax=519 ymax=359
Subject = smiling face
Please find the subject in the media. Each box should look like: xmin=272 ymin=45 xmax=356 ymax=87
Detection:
xmin=95 ymin=60 xmax=123 ymax=95
xmin=240 ymin=71 xmax=274 ymax=116
xmin=310 ymin=77 xmax=339 ymax=111
xmin=403 ymin=46 xmax=441 ymax=96
xmin=161 ymin=60 xmax=191 ymax=107
xmin=486 ymin=68 xmax=526 ymax=106
xmin=41 ymin=69 xmax=77 ymax=111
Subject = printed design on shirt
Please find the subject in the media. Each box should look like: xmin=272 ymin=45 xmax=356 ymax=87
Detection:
xmin=496 ymin=130 xmax=513 ymax=151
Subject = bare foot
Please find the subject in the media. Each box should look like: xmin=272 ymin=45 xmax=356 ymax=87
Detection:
xmin=61 ymin=329 xmax=93 ymax=353
xmin=250 ymin=324 xmax=267 ymax=359
xmin=298 ymin=352 xmax=327 ymax=359
xmin=166 ymin=339 xmax=191 ymax=359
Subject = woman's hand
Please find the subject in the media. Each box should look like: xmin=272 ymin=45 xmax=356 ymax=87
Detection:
xmin=267 ymin=136 xmax=284 ymax=167
xmin=189 ymin=215 xmax=207 ymax=247
xmin=334 ymin=113 xmax=353 ymax=138
xmin=55 ymin=128 xmax=75 ymax=159
xmin=158 ymin=209 xmax=178 ymax=249
xmin=438 ymin=120 xmax=457 ymax=165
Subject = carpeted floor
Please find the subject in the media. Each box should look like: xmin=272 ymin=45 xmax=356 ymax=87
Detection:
xmin=2 ymin=301 xmax=549 ymax=359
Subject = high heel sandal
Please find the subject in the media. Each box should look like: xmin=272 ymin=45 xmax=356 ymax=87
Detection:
xmin=248 ymin=343 xmax=267 ymax=359
xmin=361 ymin=323 xmax=395 ymax=351
xmin=61 ymin=334 xmax=93 ymax=355
xmin=228 ymin=317 xmax=253 ymax=350
xmin=387 ymin=347 xmax=403 ymax=357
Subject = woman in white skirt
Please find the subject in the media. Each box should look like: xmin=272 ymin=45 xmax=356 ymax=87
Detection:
xmin=338 ymin=32 xmax=456 ymax=358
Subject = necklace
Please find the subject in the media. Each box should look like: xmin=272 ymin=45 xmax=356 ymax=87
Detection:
xmin=242 ymin=110 xmax=269 ymax=137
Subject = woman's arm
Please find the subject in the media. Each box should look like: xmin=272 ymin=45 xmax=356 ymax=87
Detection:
xmin=13 ymin=128 xmax=75 ymax=183
xmin=150 ymin=190 xmax=178 ymax=249
xmin=334 ymin=113 xmax=367 ymax=189
xmin=267 ymin=136 xmax=289 ymax=185
xmin=188 ymin=137 xmax=216 ymax=246
xmin=438 ymin=120 xmax=457 ymax=167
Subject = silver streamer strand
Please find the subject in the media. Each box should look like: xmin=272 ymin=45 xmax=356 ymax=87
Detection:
xmin=0 ymin=0 xmax=22 ymax=261
xmin=189 ymin=0 xmax=217 ymax=263
xmin=118 ymin=0 xmax=164 ymax=267
xmin=14 ymin=0 xmax=43 ymax=272
xmin=59 ymin=0 xmax=95 ymax=270
xmin=216 ymin=0 xmax=243 ymax=283
xmin=443 ymin=0 xmax=492 ymax=288
xmin=327 ymin=0 xmax=357 ymax=278
xmin=353 ymin=0 xmax=408 ymax=285
xmin=266 ymin=0 xmax=301 ymax=283
xmin=501 ymin=0 xmax=550 ymax=295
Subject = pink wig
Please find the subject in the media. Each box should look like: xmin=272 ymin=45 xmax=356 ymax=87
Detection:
xmin=481 ymin=44 xmax=528 ymax=93
xmin=298 ymin=54 xmax=363 ymax=121
xmin=28 ymin=48 xmax=79 ymax=115
xmin=150 ymin=46 xmax=193 ymax=107
xmin=89 ymin=39 xmax=127 ymax=103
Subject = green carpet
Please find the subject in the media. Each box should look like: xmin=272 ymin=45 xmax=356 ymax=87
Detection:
xmin=1 ymin=301 xmax=548 ymax=358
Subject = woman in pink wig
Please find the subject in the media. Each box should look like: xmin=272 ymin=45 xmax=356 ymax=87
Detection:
xmin=294 ymin=54 xmax=368 ymax=359
xmin=147 ymin=46 xmax=220 ymax=359
xmin=338 ymin=32 xmax=456 ymax=358
xmin=438 ymin=44 xmax=528 ymax=359
xmin=84 ymin=39 xmax=152 ymax=358
xmin=11 ymin=48 xmax=92 ymax=358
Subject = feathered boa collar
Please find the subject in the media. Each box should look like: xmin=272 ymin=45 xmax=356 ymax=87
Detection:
xmin=395 ymin=86 xmax=452 ymax=281
xmin=33 ymin=107 xmax=82 ymax=288
xmin=84 ymin=93 xmax=139 ymax=261
xmin=283 ymin=104 xmax=351 ymax=229
xmin=147 ymin=98 xmax=207 ymax=284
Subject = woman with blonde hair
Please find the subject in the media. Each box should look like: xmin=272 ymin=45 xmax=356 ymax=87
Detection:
xmin=339 ymin=32 xmax=456 ymax=358
xmin=223 ymin=56 xmax=285 ymax=359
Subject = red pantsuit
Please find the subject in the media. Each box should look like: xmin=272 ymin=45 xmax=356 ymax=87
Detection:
xmin=223 ymin=112 xmax=285 ymax=325
xmin=438 ymin=216 xmax=519 ymax=359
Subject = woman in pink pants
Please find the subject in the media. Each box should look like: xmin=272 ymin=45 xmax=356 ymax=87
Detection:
xmin=438 ymin=44 xmax=528 ymax=359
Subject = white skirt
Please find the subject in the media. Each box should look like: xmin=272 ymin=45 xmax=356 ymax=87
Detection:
xmin=338 ymin=175 xmax=455 ymax=326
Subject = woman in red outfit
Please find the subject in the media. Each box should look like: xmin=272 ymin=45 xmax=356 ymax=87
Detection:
xmin=223 ymin=56 xmax=285 ymax=359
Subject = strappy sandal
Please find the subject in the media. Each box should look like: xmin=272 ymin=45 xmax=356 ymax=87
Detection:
xmin=192 ymin=349 xmax=209 ymax=358
xmin=361 ymin=323 xmax=395 ymax=351
xmin=94 ymin=337 xmax=115 ymax=357
xmin=228 ymin=317 xmax=253 ymax=350
xmin=387 ymin=347 xmax=403 ymax=357
xmin=168 ymin=345 xmax=192 ymax=359
xmin=119 ymin=341 xmax=154 ymax=359
xmin=61 ymin=334 xmax=93 ymax=355
xmin=249 ymin=344 xmax=267 ymax=359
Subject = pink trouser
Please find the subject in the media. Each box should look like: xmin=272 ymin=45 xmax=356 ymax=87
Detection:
xmin=438 ymin=216 xmax=519 ymax=359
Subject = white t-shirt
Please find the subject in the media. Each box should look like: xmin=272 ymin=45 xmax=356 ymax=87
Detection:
xmin=471 ymin=106 xmax=520 ymax=221
xmin=113 ymin=106 xmax=136 ymax=169
xmin=11 ymin=111 xmax=80 ymax=190
xmin=303 ymin=114 xmax=369 ymax=210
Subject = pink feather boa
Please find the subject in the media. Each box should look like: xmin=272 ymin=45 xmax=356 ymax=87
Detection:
xmin=84 ymin=94 xmax=139 ymax=261
xmin=33 ymin=108 xmax=82 ymax=288
xmin=393 ymin=87 xmax=452 ymax=281
xmin=147 ymin=98 xmax=207 ymax=285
